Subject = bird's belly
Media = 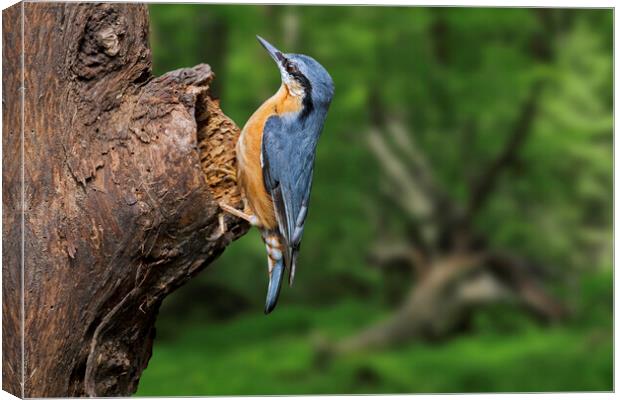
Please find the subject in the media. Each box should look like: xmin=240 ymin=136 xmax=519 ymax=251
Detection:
xmin=237 ymin=85 xmax=302 ymax=230
xmin=237 ymin=112 xmax=277 ymax=229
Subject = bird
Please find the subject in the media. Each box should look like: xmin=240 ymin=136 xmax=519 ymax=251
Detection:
xmin=219 ymin=35 xmax=334 ymax=314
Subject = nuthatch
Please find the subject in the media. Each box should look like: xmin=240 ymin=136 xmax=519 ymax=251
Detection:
xmin=220 ymin=35 xmax=334 ymax=314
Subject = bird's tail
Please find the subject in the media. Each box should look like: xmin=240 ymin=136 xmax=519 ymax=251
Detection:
xmin=262 ymin=231 xmax=286 ymax=314
xmin=289 ymin=248 xmax=299 ymax=286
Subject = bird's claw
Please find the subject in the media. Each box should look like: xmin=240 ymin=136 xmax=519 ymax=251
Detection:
xmin=207 ymin=214 xmax=227 ymax=241
xmin=218 ymin=203 xmax=259 ymax=226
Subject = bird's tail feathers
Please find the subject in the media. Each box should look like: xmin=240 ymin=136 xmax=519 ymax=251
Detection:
xmin=262 ymin=231 xmax=287 ymax=314
xmin=265 ymin=255 xmax=284 ymax=314
xmin=289 ymin=248 xmax=299 ymax=286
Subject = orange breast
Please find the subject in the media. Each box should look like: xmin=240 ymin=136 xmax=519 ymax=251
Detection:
xmin=237 ymin=84 xmax=302 ymax=229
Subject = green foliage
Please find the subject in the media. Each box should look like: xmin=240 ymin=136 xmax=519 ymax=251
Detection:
xmin=142 ymin=5 xmax=613 ymax=394
xmin=137 ymin=300 xmax=611 ymax=395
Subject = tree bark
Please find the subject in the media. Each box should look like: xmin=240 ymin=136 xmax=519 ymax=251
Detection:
xmin=2 ymin=2 xmax=247 ymax=397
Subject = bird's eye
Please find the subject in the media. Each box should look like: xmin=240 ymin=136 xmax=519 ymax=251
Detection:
xmin=285 ymin=61 xmax=298 ymax=74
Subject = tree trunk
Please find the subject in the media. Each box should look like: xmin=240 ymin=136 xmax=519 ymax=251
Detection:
xmin=2 ymin=2 xmax=247 ymax=397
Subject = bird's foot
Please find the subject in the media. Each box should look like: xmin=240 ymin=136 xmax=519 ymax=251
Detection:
xmin=219 ymin=203 xmax=259 ymax=226
xmin=207 ymin=214 xmax=228 ymax=241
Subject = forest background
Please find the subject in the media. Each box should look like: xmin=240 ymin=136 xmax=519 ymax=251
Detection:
xmin=136 ymin=5 xmax=613 ymax=395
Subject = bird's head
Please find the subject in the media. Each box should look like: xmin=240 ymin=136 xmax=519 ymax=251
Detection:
xmin=257 ymin=35 xmax=334 ymax=116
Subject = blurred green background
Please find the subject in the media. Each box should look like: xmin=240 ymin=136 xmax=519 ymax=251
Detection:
xmin=136 ymin=5 xmax=612 ymax=395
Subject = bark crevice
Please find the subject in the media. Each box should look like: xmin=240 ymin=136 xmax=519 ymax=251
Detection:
xmin=2 ymin=3 xmax=248 ymax=397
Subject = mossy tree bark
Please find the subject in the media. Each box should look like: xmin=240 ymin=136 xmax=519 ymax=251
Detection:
xmin=2 ymin=2 xmax=247 ymax=397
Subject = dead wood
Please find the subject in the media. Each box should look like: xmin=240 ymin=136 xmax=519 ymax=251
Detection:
xmin=2 ymin=3 xmax=247 ymax=396
xmin=337 ymin=252 xmax=566 ymax=353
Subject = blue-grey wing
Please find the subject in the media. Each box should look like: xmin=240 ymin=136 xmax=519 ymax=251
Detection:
xmin=262 ymin=115 xmax=317 ymax=284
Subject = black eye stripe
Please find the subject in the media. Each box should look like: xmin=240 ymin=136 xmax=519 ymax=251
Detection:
xmin=280 ymin=59 xmax=313 ymax=119
xmin=275 ymin=51 xmax=286 ymax=63
xmin=293 ymin=72 xmax=313 ymax=120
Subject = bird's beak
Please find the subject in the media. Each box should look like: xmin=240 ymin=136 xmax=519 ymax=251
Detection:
xmin=264 ymin=260 xmax=285 ymax=314
xmin=257 ymin=35 xmax=287 ymax=68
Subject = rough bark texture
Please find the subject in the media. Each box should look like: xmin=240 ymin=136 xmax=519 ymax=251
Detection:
xmin=2 ymin=2 xmax=247 ymax=397
xmin=2 ymin=3 xmax=24 ymax=397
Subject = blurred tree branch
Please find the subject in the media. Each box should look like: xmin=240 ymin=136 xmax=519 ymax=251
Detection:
xmin=331 ymin=79 xmax=565 ymax=354
xmin=465 ymin=82 xmax=544 ymax=222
